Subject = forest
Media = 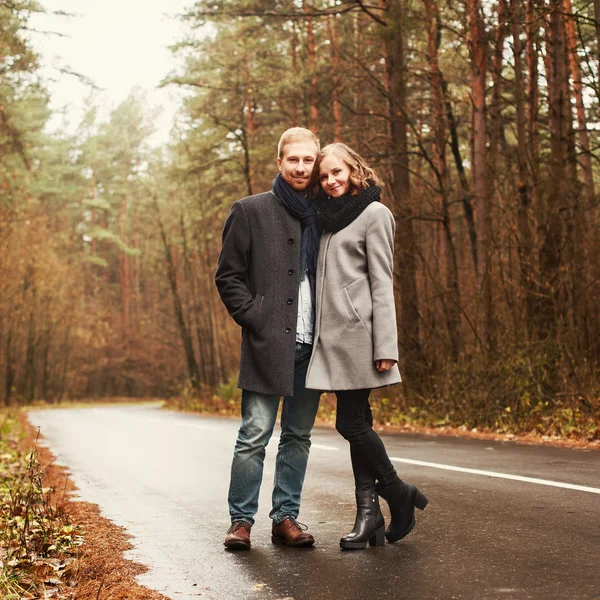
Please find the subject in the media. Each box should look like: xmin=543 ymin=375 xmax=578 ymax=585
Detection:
xmin=1 ymin=0 xmax=599 ymax=439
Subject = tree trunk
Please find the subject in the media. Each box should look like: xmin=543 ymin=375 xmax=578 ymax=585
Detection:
xmin=4 ymin=321 xmax=14 ymax=406
xmin=564 ymin=0 xmax=591 ymax=353
xmin=328 ymin=15 xmax=343 ymax=141
xmin=526 ymin=0 xmax=540 ymax=200
xmin=290 ymin=30 xmax=299 ymax=126
xmin=384 ymin=0 xmax=424 ymax=387
xmin=593 ymin=0 xmax=600 ymax=80
xmin=537 ymin=0 xmax=568 ymax=340
xmin=119 ymin=195 xmax=130 ymax=335
xmin=564 ymin=0 xmax=594 ymax=201
xmin=467 ymin=0 xmax=494 ymax=352
xmin=133 ymin=191 xmax=141 ymax=327
xmin=156 ymin=205 xmax=200 ymax=391
xmin=441 ymin=75 xmax=478 ymax=273
xmin=59 ymin=325 xmax=70 ymax=401
xmin=510 ymin=0 xmax=536 ymax=338
xmin=23 ymin=305 xmax=37 ymax=402
xmin=180 ymin=212 xmax=207 ymax=385
xmin=243 ymin=46 xmax=257 ymax=192
xmin=353 ymin=11 xmax=364 ymax=149
xmin=305 ymin=6 xmax=319 ymax=134
xmin=41 ymin=325 xmax=52 ymax=402
xmin=200 ymin=236 xmax=224 ymax=386
xmin=240 ymin=122 xmax=254 ymax=197
xmin=425 ymin=0 xmax=462 ymax=359
xmin=489 ymin=0 xmax=508 ymax=168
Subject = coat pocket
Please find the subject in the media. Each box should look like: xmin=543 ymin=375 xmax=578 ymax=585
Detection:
xmin=342 ymin=287 xmax=361 ymax=324
xmin=248 ymin=294 xmax=265 ymax=332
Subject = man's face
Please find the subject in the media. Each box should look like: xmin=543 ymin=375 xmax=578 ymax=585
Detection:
xmin=277 ymin=140 xmax=318 ymax=192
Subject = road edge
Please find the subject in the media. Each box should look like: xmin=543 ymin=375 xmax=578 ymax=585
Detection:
xmin=19 ymin=411 xmax=170 ymax=600
xmin=166 ymin=406 xmax=600 ymax=451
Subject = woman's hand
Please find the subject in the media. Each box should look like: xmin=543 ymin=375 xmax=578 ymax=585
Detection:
xmin=375 ymin=359 xmax=396 ymax=372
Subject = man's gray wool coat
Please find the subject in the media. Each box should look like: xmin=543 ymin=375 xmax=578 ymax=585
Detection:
xmin=306 ymin=201 xmax=402 ymax=391
xmin=215 ymin=191 xmax=305 ymax=397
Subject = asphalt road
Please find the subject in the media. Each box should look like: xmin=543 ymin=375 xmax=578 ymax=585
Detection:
xmin=27 ymin=404 xmax=600 ymax=600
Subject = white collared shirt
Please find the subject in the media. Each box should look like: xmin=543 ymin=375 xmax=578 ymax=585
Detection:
xmin=295 ymin=276 xmax=314 ymax=344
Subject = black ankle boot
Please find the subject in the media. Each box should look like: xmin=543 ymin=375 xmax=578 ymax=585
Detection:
xmin=376 ymin=477 xmax=428 ymax=543
xmin=340 ymin=489 xmax=385 ymax=549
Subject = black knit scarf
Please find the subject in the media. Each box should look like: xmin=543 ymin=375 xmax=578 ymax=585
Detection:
xmin=272 ymin=174 xmax=320 ymax=289
xmin=317 ymin=185 xmax=381 ymax=233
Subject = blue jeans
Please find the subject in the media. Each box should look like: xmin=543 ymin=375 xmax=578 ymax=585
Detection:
xmin=228 ymin=343 xmax=321 ymax=525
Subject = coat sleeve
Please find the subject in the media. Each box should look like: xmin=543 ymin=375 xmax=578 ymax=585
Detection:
xmin=215 ymin=201 xmax=262 ymax=331
xmin=366 ymin=206 xmax=399 ymax=362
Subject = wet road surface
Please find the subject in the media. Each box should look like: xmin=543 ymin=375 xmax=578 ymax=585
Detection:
xmin=28 ymin=404 xmax=600 ymax=600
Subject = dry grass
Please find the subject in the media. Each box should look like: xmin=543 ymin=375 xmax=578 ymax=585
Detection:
xmin=167 ymin=389 xmax=600 ymax=451
xmin=1 ymin=412 xmax=78 ymax=599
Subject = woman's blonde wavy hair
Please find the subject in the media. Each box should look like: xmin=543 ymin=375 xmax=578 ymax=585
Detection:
xmin=311 ymin=142 xmax=379 ymax=196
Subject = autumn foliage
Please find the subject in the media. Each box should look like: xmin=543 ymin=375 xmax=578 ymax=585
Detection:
xmin=1 ymin=1 xmax=599 ymax=439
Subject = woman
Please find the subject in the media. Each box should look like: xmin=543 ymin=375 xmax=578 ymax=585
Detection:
xmin=306 ymin=143 xmax=428 ymax=549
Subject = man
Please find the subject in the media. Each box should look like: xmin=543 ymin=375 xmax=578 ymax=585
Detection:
xmin=215 ymin=127 xmax=322 ymax=550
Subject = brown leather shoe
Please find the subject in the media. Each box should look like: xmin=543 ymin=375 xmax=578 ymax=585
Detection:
xmin=224 ymin=521 xmax=251 ymax=550
xmin=271 ymin=518 xmax=315 ymax=547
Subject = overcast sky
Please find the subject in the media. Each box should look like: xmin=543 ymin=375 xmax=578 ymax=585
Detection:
xmin=29 ymin=0 xmax=195 ymax=145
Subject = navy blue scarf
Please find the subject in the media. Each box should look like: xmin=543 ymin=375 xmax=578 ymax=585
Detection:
xmin=272 ymin=174 xmax=320 ymax=289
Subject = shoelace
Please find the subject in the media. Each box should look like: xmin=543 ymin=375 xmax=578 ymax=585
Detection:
xmin=228 ymin=521 xmax=248 ymax=534
xmin=288 ymin=518 xmax=308 ymax=532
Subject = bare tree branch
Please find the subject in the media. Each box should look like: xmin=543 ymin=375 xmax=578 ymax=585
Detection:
xmin=355 ymin=0 xmax=387 ymax=25
xmin=185 ymin=2 xmax=383 ymax=20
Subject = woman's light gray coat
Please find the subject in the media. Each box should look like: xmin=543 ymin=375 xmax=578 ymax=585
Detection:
xmin=306 ymin=201 xmax=402 ymax=391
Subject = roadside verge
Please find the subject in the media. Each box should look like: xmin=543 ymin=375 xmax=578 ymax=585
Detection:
xmin=0 ymin=411 xmax=169 ymax=600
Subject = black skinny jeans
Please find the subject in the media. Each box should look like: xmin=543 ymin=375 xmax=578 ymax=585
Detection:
xmin=335 ymin=389 xmax=397 ymax=491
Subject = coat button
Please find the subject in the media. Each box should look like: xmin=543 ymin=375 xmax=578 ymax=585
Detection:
xmin=285 ymin=327 xmax=291 ymax=334
xmin=288 ymin=269 xmax=294 ymax=275
xmin=287 ymin=298 xmax=293 ymax=305
xmin=288 ymin=238 xmax=294 ymax=244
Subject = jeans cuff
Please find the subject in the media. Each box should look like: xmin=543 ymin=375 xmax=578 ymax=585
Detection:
xmin=230 ymin=517 xmax=253 ymax=526
xmin=272 ymin=514 xmax=294 ymax=525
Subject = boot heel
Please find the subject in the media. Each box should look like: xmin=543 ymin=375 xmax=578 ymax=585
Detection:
xmin=369 ymin=525 xmax=385 ymax=547
xmin=414 ymin=489 xmax=429 ymax=510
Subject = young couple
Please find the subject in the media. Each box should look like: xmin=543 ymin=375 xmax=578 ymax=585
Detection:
xmin=215 ymin=127 xmax=428 ymax=551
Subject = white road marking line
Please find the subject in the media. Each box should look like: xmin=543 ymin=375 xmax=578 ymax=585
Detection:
xmin=85 ymin=410 xmax=599 ymax=493
xmin=311 ymin=443 xmax=339 ymax=451
xmin=390 ymin=456 xmax=600 ymax=495
xmin=269 ymin=436 xmax=339 ymax=452
xmin=143 ymin=419 xmax=338 ymax=448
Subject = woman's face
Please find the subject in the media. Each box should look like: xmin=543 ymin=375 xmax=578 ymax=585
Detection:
xmin=319 ymin=153 xmax=351 ymax=198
